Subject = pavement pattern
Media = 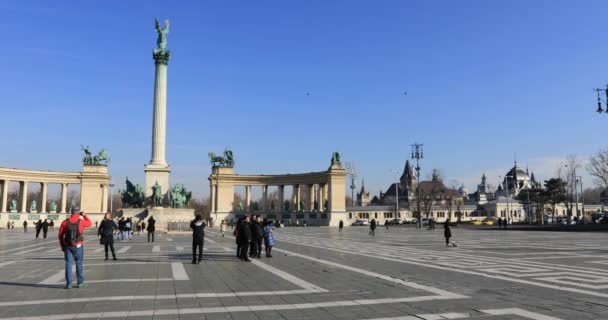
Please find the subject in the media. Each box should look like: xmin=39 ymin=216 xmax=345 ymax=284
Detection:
xmin=0 ymin=225 xmax=607 ymax=319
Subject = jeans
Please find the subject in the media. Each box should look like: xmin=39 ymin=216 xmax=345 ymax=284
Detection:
xmin=147 ymin=231 xmax=155 ymax=242
xmin=64 ymin=245 xmax=84 ymax=286
xmin=192 ymin=240 xmax=204 ymax=262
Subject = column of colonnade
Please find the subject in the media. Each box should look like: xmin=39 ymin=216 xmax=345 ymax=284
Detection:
xmin=1 ymin=180 xmax=8 ymax=213
xmin=0 ymin=180 xmax=80 ymax=214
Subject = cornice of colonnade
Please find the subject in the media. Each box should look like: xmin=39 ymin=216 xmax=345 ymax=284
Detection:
xmin=209 ymin=171 xmax=331 ymax=186
xmin=0 ymin=166 xmax=110 ymax=184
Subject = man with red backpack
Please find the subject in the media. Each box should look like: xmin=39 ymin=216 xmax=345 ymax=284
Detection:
xmin=58 ymin=207 xmax=92 ymax=289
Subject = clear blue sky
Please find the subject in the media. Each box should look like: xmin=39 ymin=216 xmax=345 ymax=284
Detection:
xmin=2 ymin=0 xmax=607 ymax=198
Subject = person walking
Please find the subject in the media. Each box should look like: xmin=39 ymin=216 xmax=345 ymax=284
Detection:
xmin=49 ymin=220 xmax=55 ymax=232
xmin=147 ymin=216 xmax=156 ymax=242
xmin=23 ymin=220 xmax=27 ymax=233
xmin=117 ymin=218 xmax=125 ymax=241
xmin=41 ymin=219 xmax=49 ymax=239
xmin=35 ymin=219 xmax=43 ymax=239
xmin=190 ymin=214 xmax=206 ymax=264
xmin=11 ymin=221 xmax=15 ymax=230
xmin=58 ymin=208 xmax=92 ymax=289
xmin=263 ymin=219 xmax=275 ymax=258
xmin=385 ymin=220 xmax=389 ymax=230
xmin=141 ymin=221 xmax=146 ymax=236
xmin=237 ymin=216 xmax=252 ymax=262
xmin=124 ymin=218 xmax=132 ymax=240
xmin=220 ymin=220 xmax=226 ymax=237
xmin=339 ymin=220 xmax=344 ymax=232
xmin=444 ymin=218 xmax=456 ymax=247
xmin=497 ymin=217 xmax=502 ymax=229
xmin=369 ymin=219 xmax=377 ymax=236
xmin=98 ymin=213 xmax=118 ymax=261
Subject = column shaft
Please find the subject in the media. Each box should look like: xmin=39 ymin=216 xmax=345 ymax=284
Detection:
xmin=20 ymin=181 xmax=28 ymax=213
xmin=245 ymin=186 xmax=251 ymax=212
xmin=150 ymin=63 xmax=168 ymax=165
xmin=41 ymin=182 xmax=48 ymax=213
xmin=278 ymin=185 xmax=284 ymax=212
xmin=61 ymin=183 xmax=68 ymax=214
xmin=262 ymin=185 xmax=268 ymax=212
xmin=1 ymin=180 xmax=8 ymax=213
xmin=210 ymin=183 xmax=216 ymax=213
xmin=321 ymin=184 xmax=327 ymax=212
xmin=101 ymin=184 xmax=108 ymax=213
xmin=294 ymin=185 xmax=301 ymax=212
xmin=307 ymin=184 xmax=314 ymax=212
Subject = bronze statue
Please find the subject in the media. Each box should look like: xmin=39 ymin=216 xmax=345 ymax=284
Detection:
xmin=331 ymin=152 xmax=341 ymax=165
xmin=155 ymin=18 xmax=170 ymax=51
xmin=152 ymin=182 xmax=163 ymax=207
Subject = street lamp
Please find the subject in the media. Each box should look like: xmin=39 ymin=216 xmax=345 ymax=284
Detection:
xmin=411 ymin=143 xmax=423 ymax=229
xmin=577 ymin=176 xmax=584 ymax=220
xmin=594 ymin=86 xmax=608 ymax=114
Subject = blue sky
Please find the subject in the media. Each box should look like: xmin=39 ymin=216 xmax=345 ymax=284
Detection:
xmin=1 ymin=1 xmax=607 ymax=198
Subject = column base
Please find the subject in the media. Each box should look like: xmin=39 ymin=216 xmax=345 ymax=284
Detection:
xmin=144 ymin=164 xmax=171 ymax=198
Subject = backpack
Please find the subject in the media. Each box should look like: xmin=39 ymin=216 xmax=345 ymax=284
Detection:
xmin=63 ymin=220 xmax=82 ymax=246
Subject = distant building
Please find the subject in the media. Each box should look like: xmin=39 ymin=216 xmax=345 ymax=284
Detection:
xmin=356 ymin=180 xmax=370 ymax=207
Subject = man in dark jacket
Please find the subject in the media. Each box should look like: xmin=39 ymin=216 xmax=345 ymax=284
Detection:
xmin=98 ymin=213 xmax=118 ymax=261
xmin=249 ymin=216 xmax=263 ymax=258
xmin=147 ymin=216 xmax=156 ymax=242
xmin=237 ymin=216 xmax=252 ymax=262
xmin=369 ymin=219 xmax=377 ymax=236
xmin=35 ymin=219 xmax=43 ymax=239
xmin=190 ymin=215 xmax=206 ymax=264
xmin=41 ymin=219 xmax=49 ymax=239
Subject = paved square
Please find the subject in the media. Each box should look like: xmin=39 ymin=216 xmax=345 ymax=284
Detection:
xmin=0 ymin=226 xmax=606 ymax=319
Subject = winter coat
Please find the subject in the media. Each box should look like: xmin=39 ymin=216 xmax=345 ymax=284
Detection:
xmin=98 ymin=219 xmax=118 ymax=245
xmin=263 ymin=224 xmax=275 ymax=247
xmin=251 ymin=221 xmax=263 ymax=240
xmin=237 ymin=221 xmax=252 ymax=245
xmin=58 ymin=214 xmax=92 ymax=248
xmin=190 ymin=219 xmax=206 ymax=242
xmin=444 ymin=221 xmax=452 ymax=238
xmin=147 ymin=218 xmax=156 ymax=232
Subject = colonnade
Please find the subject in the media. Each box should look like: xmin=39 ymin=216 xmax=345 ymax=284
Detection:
xmin=210 ymin=183 xmax=329 ymax=214
xmin=0 ymin=165 xmax=111 ymax=214
xmin=0 ymin=180 xmax=76 ymax=213
xmin=208 ymin=162 xmax=347 ymax=226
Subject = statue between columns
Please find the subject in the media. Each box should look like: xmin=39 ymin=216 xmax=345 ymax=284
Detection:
xmin=9 ymin=199 xmax=17 ymax=212
xmin=30 ymin=200 xmax=37 ymax=212
xmin=49 ymin=201 xmax=57 ymax=212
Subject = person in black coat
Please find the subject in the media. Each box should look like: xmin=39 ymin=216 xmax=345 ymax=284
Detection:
xmin=250 ymin=216 xmax=264 ymax=258
xmin=237 ymin=216 xmax=252 ymax=262
xmin=41 ymin=219 xmax=49 ymax=239
xmin=98 ymin=213 xmax=118 ymax=261
xmin=35 ymin=219 xmax=43 ymax=239
xmin=147 ymin=216 xmax=156 ymax=242
xmin=190 ymin=214 xmax=206 ymax=264
xmin=369 ymin=219 xmax=377 ymax=236
xmin=338 ymin=220 xmax=344 ymax=232
xmin=444 ymin=218 xmax=453 ymax=247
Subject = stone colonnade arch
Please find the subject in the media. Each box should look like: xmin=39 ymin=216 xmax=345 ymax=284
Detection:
xmin=209 ymin=163 xmax=347 ymax=226
xmin=0 ymin=165 xmax=110 ymax=224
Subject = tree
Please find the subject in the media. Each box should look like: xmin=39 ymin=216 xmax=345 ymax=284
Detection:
xmin=419 ymin=186 xmax=438 ymax=219
xmin=582 ymin=186 xmax=603 ymax=204
xmin=587 ymin=148 xmax=608 ymax=189
xmin=188 ymin=197 xmax=210 ymax=219
xmin=516 ymin=187 xmax=546 ymax=224
xmin=559 ymin=154 xmax=581 ymax=216
xmin=544 ymin=178 xmax=567 ymax=221
xmin=454 ymin=198 xmax=464 ymax=223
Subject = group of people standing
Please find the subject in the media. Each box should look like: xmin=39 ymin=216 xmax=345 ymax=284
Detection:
xmin=234 ymin=215 xmax=276 ymax=262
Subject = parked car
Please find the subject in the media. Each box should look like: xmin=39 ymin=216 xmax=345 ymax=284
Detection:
xmin=351 ymin=220 xmax=369 ymax=226
xmin=387 ymin=219 xmax=402 ymax=225
xmin=421 ymin=218 xmax=429 ymax=226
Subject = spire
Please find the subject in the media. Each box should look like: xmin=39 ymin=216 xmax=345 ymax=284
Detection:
xmin=432 ymin=169 xmax=439 ymax=182
xmin=482 ymin=173 xmax=486 ymax=183
xmin=359 ymin=179 xmax=367 ymax=194
xmin=400 ymin=160 xmax=415 ymax=189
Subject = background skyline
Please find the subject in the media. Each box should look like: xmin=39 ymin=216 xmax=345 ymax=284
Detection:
xmin=2 ymin=1 xmax=607 ymax=199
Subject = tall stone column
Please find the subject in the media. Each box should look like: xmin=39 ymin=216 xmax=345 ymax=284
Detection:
xmin=307 ymin=184 xmax=314 ymax=212
xmin=210 ymin=183 xmax=216 ymax=214
xmin=1 ymin=180 xmax=8 ymax=213
xmin=262 ymin=185 xmax=268 ymax=212
xmin=294 ymin=185 xmax=300 ymax=212
xmin=61 ymin=183 xmax=68 ymax=214
xmin=20 ymin=181 xmax=28 ymax=213
xmin=144 ymin=32 xmax=172 ymax=199
xmin=278 ymin=185 xmax=284 ymax=212
xmin=41 ymin=182 xmax=48 ymax=213
xmin=321 ymin=184 xmax=327 ymax=212
xmin=101 ymin=184 xmax=108 ymax=213
xmin=245 ymin=186 xmax=251 ymax=212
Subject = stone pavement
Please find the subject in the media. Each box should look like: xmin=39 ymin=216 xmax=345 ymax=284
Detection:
xmin=0 ymin=225 xmax=607 ymax=319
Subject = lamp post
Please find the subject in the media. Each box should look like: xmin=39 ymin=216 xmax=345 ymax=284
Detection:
xmin=411 ymin=143 xmax=423 ymax=229
xmin=594 ymin=86 xmax=608 ymax=114
xmin=577 ymin=176 xmax=584 ymax=220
